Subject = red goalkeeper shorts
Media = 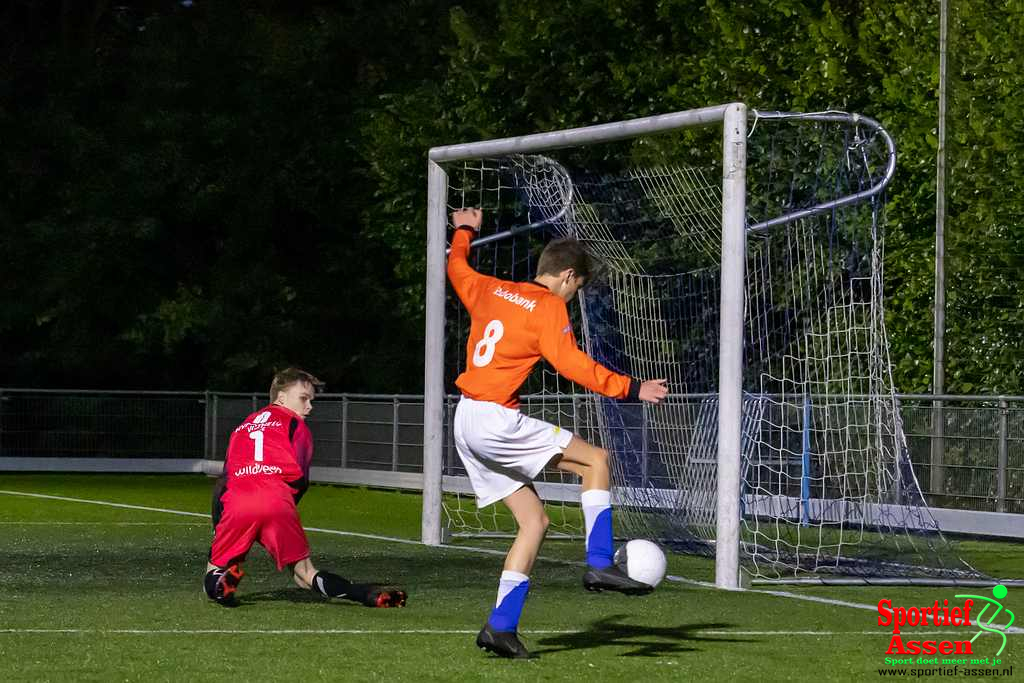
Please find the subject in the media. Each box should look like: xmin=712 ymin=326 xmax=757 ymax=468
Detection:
xmin=209 ymin=485 xmax=310 ymax=570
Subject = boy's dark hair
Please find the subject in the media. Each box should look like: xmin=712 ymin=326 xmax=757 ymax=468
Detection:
xmin=269 ymin=367 xmax=324 ymax=402
xmin=536 ymin=238 xmax=593 ymax=281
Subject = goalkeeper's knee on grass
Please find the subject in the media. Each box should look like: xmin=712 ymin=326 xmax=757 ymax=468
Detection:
xmin=204 ymin=564 xmax=244 ymax=605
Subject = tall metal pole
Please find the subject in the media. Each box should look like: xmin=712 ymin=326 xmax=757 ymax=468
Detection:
xmin=997 ymin=398 xmax=1008 ymax=514
xmin=715 ymin=103 xmax=748 ymax=590
xmin=421 ymin=160 xmax=448 ymax=545
xmin=931 ymin=0 xmax=949 ymax=496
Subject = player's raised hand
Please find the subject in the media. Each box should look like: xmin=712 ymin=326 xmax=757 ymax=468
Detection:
xmin=638 ymin=379 xmax=669 ymax=404
xmin=452 ymin=207 xmax=483 ymax=232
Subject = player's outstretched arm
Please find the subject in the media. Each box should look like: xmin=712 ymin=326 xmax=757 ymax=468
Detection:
xmin=637 ymin=378 xmax=669 ymax=404
xmin=447 ymin=207 xmax=489 ymax=306
xmin=538 ymin=298 xmax=669 ymax=403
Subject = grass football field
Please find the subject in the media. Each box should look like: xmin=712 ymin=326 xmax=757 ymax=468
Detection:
xmin=0 ymin=473 xmax=1020 ymax=681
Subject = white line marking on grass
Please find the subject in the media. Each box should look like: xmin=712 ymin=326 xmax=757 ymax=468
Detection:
xmin=731 ymin=587 xmax=1023 ymax=634
xmin=0 ymin=490 xmax=512 ymax=556
xmin=665 ymin=574 xmax=715 ymax=589
xmin=657 ymin=574 xmax=1024 ymax=634
xmin=743 ymin=587 xmax=881 ymax=612
xmin=702 ymin=630 xmax=1022 ymax=636
xmin=4 ymin=487 xmax=1019 ymax=630
xmin=305 ymin=525 xmax=431 ymax=547
xmin=0 ymin=490 xmax=210 ymax=519
xmin=664 ymin=582 xmax=1024 ymax=634
xmin=1 ymin=628 xmax=1016 ymax=637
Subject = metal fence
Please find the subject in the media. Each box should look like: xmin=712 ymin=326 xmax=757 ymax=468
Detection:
xmin=900 ymin=395 xmax=1024 ymax=514
xmin=1 ymin=389 xmax=1021 ymax=514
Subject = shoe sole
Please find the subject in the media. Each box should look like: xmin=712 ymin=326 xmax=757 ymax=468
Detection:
xmin=584 ymin=584 xmax=652 ymax=595
xmin=476 ymin=639 xmax=529 ymax=659
xmin=583 ymin=575 xmax=652 ymax=595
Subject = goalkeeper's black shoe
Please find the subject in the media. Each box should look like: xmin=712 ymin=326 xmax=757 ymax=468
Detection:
xmin=363 ymin=586 xmax=407 ymax=608
xmin=582 ymin=564 xmax=653 ymax=595
xmin=206 ymin=564 xmax=244 ymax=607
xmin=476 ymin=623 xmax=530 ymax=659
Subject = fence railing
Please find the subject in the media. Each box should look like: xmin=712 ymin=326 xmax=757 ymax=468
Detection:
xmin=899 ymin=395 xmax=1024 ymax=514
xmin=1 ymin=389 xmax=1021 ymax=514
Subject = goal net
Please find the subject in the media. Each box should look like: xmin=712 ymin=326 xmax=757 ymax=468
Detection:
xmin=423 ymin=105 xmax=979 ymax=584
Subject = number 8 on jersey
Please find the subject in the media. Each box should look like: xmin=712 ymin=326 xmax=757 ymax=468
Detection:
xmin=472 ymin=320 xmax=504 ymax=367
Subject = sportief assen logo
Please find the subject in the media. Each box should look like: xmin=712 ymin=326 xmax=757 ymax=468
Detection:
xmin=878 ymin=585 xmax=1015 ymax=674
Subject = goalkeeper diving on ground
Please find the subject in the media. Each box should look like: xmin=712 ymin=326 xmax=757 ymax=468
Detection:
xmin=447 ymin=208 xmax=669 ymax=658
xmin=204 ymin=367 xmax=407 ymax=608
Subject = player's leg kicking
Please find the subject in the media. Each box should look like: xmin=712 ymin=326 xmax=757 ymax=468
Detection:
xmin=554 ymin=437 xmax=652 ymax=595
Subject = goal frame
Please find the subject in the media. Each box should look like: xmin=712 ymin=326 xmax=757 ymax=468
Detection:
xmin=421 ymin=103 xmax=749 ymax=589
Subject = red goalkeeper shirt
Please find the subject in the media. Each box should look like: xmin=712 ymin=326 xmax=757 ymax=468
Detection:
xmin=223 ymin=404 xmax=313 ymax=496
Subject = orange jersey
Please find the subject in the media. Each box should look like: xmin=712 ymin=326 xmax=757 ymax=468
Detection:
xmin=447 ymin=228 xmax=635 ymax=408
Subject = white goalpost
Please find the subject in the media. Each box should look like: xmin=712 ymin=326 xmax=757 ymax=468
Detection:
xmin=422 ymin=104 xmax=980 ymax=588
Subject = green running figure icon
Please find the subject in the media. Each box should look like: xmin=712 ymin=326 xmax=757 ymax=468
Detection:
xmin=954 ymin=585 xmax=1015 ymax=656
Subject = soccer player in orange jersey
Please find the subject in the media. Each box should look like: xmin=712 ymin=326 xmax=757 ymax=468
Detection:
xmin=448 ymin=208 xmax=669 ymax=658
xmin=204 ymin=368 xmax=406 ymax=608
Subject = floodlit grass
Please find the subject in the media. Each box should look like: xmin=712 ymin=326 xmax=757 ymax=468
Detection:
xmin=0 ymin=474 xmax=1020 ymax=681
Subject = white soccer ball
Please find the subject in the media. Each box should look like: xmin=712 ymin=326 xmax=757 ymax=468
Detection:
xmin=613 ymin=539 xmax=667 ymax=588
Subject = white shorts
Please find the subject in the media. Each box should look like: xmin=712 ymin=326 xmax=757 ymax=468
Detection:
xmin=453 ymin=396 xmax=575 ymax=509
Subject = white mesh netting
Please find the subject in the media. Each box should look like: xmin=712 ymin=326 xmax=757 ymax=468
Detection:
xmin=439 ymin=113 xmax=977 ymax=580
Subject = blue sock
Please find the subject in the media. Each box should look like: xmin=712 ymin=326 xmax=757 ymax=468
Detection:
xmin=582 ymin=489 xmax=613 ymax=568
xmin=487 ymin=571 xmax=530 ymax=632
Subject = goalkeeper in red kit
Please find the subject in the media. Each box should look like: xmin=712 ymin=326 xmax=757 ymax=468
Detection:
xmin=204 ymin=367 xmax=407 ymax=608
